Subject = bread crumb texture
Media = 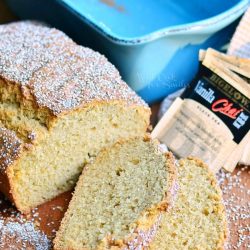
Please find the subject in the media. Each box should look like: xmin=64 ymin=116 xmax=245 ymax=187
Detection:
xmin=54 ymin=137 xmax=176 ymax=250
xmin=0 ymin=21 xmax=150 ymax=212
xmin=149 ymin=157 xmax=227 ymax=250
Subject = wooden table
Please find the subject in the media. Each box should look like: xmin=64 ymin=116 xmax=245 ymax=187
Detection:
xmin=0 ymin=103 xmax=249 ymax=249
xmin=0 ymin=171 xmax=249 ymax=248
xmin=0 ymin=2 xmax=249 ymax=249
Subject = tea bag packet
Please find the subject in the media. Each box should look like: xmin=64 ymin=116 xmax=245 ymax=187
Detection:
xmin=202 ymin=52 xmax=250 ymax=170
xmin=152 ymin=51 xmax=250 ymax=173
xmin=201 ymin=49 xmax=250 ymax=168
xmin=201 ymin=49 xmax=250 ymax=81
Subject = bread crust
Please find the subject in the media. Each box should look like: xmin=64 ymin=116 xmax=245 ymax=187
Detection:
xmin=0 ymin=21 xmax=149 ymax=128
xmin=0 ymin=100 xmax=150 ymax=214
xmin=0 ymin=21 xmax=150 ymax=213
xmin=0 ymin=126 xmax=24 ymax=207
xmin=53 ymin=136 xmax=177 ymax=250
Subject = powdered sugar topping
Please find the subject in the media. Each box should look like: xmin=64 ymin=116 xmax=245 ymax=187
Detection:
xmin=0 ymin=127 xmax=22 ymax=173
xmin=0 ymin=220 xmax=51 ymax=250
xmin=217 ymin=167 xmax=250 ymax=249
xmin=0 ymin=21 xmax=74 ymax=85
xmin=30 ymin=46 xmax=145 ymax=114
xmin=0 ymin=21 xmax=147 ymax=116
xmin=125 ymin=215 xmax=162 ymax=250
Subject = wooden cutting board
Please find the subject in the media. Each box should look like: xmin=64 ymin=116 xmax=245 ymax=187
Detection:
xmin=0 ymin=164 xmax=249 ymax=249
xmin=0 ymin=104 xmax=249 ymax=249
xmin=0 ymin=3 xmax=249 ymax=249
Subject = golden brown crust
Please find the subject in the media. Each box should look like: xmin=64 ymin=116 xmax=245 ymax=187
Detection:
xmin=179 ymin=157 xmax=228 ymax=250
xmin=0 ymin=21 xmax=148 ymax=129
xmin=0 ymin=21 xmax=151 ymax=214
xmin=0 ymin=125 xmax=35 ymax=213
xmin=0 ymin=127 xmax=23 ymax=173
xmin=0 ymin=167 xmax=28 ymax=213
xmin=0 ymin=170 xmax=14 ymax=203
xmin=0 ymin=100 xmax=150 ymax=214
xmin=54 ymin=136 xmax=177 ymax=250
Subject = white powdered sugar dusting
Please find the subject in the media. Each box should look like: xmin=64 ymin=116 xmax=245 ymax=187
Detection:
xmin=0 ymin=127 xmax=22 ymax=173
xmin=0 ymin=21 xmax=74 ymax=85
xmin=0 ymin=21 xmax=147 ymax=116
xmin=217 ymin=167 xmax=250 ymax=249
xmin=125 ymin=215 xmax=162 ymax=250
xmin=0 ymin=194 xmax=52 ymax=250
xmin=0 ymin=220 xmax=51 ymax=250
xmin=30 ymin=45 xmax=146 ymax=115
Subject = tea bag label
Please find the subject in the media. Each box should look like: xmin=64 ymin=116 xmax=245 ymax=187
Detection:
xmin=182 ymin=65 xmax=250 ymax=143
xmin=159 ymin=98 xmax=236 ymax=172
xmin=152 ymin=63 xmax=250 ymax=172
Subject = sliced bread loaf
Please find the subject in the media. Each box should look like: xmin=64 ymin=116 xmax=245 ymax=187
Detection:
xmin=0 ymin=21 xmax=150 ymax=213
xmin=54 ymin=137 xmax=176 ymax=250
xmin=149 ymin=157 xmax=227 ymax=250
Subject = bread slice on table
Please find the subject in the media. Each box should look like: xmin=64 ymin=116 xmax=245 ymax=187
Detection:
xmin=149 ymin=157 xmax=227 ymax=250
xmin=0 ymin=21 xmax=150 ymax=213
xmin=54 ymin=137 xmax=177 ymax=250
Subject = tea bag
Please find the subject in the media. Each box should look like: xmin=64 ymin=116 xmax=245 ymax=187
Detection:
xmin=201 ymin=49 xmax=250 ymax=170
xmin=153 ymin=49 xmax=250 ymax=173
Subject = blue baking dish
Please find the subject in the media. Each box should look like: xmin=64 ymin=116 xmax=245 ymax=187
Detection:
xmin=6 ymin=0 xmax=249 ymax=103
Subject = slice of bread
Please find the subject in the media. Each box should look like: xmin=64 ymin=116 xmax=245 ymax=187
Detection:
xmin=54 ymin=137 xmax=176 ymax=250
xmin=0 ymin=21 xmax=150 ymax=213
xmin=149 ymin=157 xmax=227 ymax=250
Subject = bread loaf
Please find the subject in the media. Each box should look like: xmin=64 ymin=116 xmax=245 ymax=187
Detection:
xmin=54 ymin=137 xmax=176 ymax=250
xmin=149 ymin=157 xmax=227 ymax=250
xmin=0 ymin=21 xmax=150 ymax=213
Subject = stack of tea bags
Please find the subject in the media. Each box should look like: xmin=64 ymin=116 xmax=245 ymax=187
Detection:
xmin=153 ymin=9 xmax=250 ymax=172
xmin=153 ymin=48 xmax=250 ymax=173
xmin=200 ymin=49 xmax=250 ymax=171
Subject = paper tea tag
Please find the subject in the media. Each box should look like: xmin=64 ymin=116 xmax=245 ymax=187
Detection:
xmin=201 ymin=49 xmax=250 ymax=169
xmin=152 ymin=60 xmax=250 ymax=173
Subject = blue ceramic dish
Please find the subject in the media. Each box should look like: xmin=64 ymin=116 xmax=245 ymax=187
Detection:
xmin=6 ymin=0 xmax=249 ymax=103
